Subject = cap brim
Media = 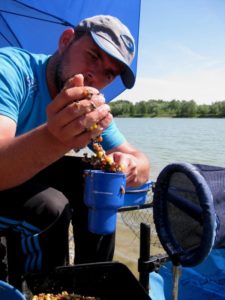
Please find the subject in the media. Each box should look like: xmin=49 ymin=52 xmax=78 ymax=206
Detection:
xmin=90 ymin=32 xmax=135 ymax=89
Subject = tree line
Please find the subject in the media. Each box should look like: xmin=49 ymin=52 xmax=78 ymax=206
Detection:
xmin=109 ymin=99 xmax=225 ymax=118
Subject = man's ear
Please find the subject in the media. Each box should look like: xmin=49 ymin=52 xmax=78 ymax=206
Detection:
xmin=58 ymin=28 xmax=74 ymax=52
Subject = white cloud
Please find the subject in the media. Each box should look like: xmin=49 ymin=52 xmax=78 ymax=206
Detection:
xmin=115 ymin=69 xmax=225 ymax=104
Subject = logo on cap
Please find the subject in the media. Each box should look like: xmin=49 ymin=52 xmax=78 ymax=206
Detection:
xmin=121 ymin=34 xmax=135 ymax=54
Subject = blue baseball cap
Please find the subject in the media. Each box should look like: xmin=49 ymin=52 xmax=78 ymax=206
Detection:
xmin=75 ymin=15 xmax=136 ymax=89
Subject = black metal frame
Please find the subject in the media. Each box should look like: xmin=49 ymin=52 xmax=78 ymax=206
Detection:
xmin=119 ymin=203 xmax=170 ymax=294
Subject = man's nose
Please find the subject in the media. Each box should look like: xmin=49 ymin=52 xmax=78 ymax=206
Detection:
xmin=85 ymin=70 xmax=105 ymax=89
xmin=84 ymin=72 xmax=94 ymax=86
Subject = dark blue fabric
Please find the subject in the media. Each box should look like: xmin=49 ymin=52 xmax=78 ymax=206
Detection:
xmin=194 ymin=164 xmax=225 ymax=247
xmin=0 ymin=0 xmax=141 ymax=102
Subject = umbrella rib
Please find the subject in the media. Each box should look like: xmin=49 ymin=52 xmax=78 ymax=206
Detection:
xmin=0 ymin=9 xmax=71 ymax=26
xmin=0 ymin=13 xmax=22 ymax=47
xmin=0 ymin=32 xmax=18 ymax=47
xmin=14 ymin=0 xmax=74 ymax=26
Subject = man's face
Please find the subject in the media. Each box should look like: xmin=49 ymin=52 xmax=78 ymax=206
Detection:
xmin=55 ymin=33 xmax=124 ymax=92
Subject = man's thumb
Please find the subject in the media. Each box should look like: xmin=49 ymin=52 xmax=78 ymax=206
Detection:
xmin=64 ymin=74 xmax=84 ymax=89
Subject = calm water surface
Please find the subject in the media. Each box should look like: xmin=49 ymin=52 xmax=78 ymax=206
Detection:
xmin=115 ymin=118 xmax=225 ymax=180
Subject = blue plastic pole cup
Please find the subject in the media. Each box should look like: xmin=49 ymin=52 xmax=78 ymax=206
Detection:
xmin=84 ymin=170 xmax=126 ymax=234
xmin=123 ymin=180 xmax=153 ymax=206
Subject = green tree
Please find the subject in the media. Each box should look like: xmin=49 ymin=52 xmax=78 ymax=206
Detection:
xmin=129 ymin=103 xmax=135 ymax=116
xmin=109 ymin=99 xmax=225 ymax=118
xmin=209 ymin=102 xmax=220 ymax=116
xmin=178 ymin=100 xmax=197 ymax=117
xmin=135 ymin=101 xmax=147 ymax=116
xmin=197 ymin=104 xmax=210 ymax=117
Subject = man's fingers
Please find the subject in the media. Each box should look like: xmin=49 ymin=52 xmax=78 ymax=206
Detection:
xmin=48 ymin=95 xmax=106 ymax=130
xmin=48 ymin=103 xmax=110 ymax=143
xmin=47 ymin=85 xmax=104 ymax=115
xmin=78 ymin=104 xmax=111 ymax=129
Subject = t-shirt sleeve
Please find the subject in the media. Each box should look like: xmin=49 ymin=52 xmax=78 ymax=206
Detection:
xmin=100 ymin=119 xmax=126 ymax=151
xmin=0 ymin=52 xmax=25 ymax=123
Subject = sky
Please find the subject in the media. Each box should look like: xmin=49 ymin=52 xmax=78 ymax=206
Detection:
xmin=115 ymin=0 xmax=225 ymax=104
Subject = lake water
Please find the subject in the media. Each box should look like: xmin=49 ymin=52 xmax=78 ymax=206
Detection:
xmin=115 ymin=118 xmax=225 ymax=181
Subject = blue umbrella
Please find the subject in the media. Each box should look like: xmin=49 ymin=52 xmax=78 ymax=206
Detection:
xmin=0 ymin=0 xmax=141 ymax=102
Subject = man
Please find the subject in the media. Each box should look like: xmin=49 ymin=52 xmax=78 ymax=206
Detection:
xmin=0 ymin=15 xmax=150 ymax=287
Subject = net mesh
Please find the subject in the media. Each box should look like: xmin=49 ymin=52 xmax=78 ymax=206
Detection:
xmin=167 ymin=172 xmax=203 ymax=251
xmin=119 ymin=189 xmax=165 ymax=255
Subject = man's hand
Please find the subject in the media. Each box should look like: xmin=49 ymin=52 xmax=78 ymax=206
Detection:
xmin=107 ymin=141 xmax=150 ymax=188
xmin=46 ymin=74 xmax=112 ymax=150
xmin=108 ymin=152 xmax=139 ymax=186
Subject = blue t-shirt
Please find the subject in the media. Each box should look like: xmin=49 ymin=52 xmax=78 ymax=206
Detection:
xmin=0 ymin=47 xmax=126 ymax=151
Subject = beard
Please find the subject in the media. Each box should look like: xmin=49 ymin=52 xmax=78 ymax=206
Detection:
xmin=54 ymin=39 xmax=76 ymax=94
xmin=54 ymin=57 xmax=65 ymax=94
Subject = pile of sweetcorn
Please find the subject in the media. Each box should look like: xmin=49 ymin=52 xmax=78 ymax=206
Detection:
xmin=83 ymin=137 xmax=124 ymax=173
xmin=32 ymin=291 xmax=95 ymax=299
